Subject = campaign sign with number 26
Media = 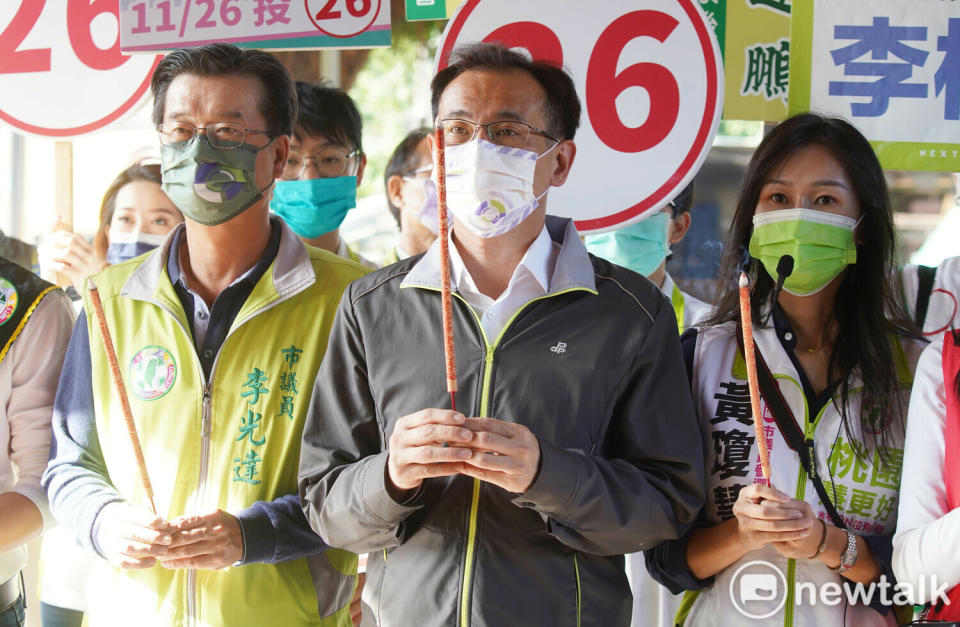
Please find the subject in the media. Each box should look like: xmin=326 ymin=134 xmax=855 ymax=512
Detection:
xmin=0 ymin=0 xmax=161 ymax=138
xmin=438 ymin=0 xmax=724 ymax=234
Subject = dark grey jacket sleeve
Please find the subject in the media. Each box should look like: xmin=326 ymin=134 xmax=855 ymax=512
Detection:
xmin=514 ymin=298 xmax=706 ymax=555
xmin=643 ymin=327 xmax=713 ymax=591
xmin=644 ymin=511 xmax=715 ymax=593
xmin=299 ymin=291 xmax=421 ymax=553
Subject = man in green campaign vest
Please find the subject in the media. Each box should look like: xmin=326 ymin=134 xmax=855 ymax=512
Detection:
xmin=43 ymin=44 xmax=369 ymax=627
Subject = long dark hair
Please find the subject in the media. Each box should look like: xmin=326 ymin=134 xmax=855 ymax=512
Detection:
xmin=707 ymin=113 xmax=915 ymax=459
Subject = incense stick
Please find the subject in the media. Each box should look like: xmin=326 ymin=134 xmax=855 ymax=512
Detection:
xmin=739 ymin=272 xmax=773 ymax=485
xmin=88 ymin=284 xmax=158 ymax=515
xmin=434 ymin=126 xmax=458 ymax=410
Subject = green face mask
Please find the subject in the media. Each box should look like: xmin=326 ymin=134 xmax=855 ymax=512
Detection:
xmin=161 ymin=135 xmax=271 ymax=226
xmin=748 ymin=208 xmax=859 ymax=296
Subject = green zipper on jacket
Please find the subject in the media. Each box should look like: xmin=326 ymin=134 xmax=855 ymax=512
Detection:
xmin=403 ymin=284 xmax=596 ymax=626
xmin=574 ymin=554 xmax=582 ymax=627
xmin=780 ymin=374 xmax=832 ymax=627
xmin=457 ymin=288 xmax=592 ymax=627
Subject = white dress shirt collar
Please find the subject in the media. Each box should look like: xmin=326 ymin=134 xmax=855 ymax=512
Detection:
xmin=446 ymin=225 xmax=558 ymax=341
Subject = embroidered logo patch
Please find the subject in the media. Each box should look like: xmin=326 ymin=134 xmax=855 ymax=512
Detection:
xmin=129 ymin=345 xmax=177 ymax=401
xmin=0 ymin=279 xmax=18 ymax=326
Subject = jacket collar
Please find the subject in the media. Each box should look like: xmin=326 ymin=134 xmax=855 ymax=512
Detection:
xmin=401 ymin=215 xmax=597 ymax=294
xmin=121 ymin=215 xmax=315 ymax=305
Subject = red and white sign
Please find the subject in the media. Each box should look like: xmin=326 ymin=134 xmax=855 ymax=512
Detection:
xmin=0 ymin=0 xmax=161 ymax=138
xmin=118 ymin=0 xmax=392 ymax=53
xmin=438 ymin=0 xmax=723 ymax=233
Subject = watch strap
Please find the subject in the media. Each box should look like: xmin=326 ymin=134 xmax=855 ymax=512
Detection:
xmin=837 ymin=531 xmax=858 ymax=574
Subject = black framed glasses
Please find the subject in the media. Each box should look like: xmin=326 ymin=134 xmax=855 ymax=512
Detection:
xmin=157 ymin=121 xmax=274 ymax=149
xmin=436 ymin=118 xmax=560 ymax=150
xmin=282 ymin=147 xmax=360 ymax=179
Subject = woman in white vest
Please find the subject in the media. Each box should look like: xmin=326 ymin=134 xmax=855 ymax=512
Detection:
xmin=646 ymin=113 xmax=923 ymax=626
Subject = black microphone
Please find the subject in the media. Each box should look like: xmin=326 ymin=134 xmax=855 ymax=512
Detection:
xmin=761 ymin=255 xmax=794 ymax=325
xmin=773 ymin=255 xmax=795 ymax=298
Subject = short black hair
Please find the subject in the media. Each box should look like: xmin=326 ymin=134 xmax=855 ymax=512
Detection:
xmin=293 ymin=81 xmax=363 ymax=153
xmin=384 ymin=127 xmax=432 ymax=226
xmin=431 ymin=43 xmax=581 ymax=141
xmin=151 ymin=43 xmax=297 ymax=137
xmin=668 ymin=181 xmax=695 ymax=217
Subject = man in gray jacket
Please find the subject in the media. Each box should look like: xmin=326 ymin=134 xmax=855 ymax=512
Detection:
xmin=299 ymin=43 xmax=705 ymax=627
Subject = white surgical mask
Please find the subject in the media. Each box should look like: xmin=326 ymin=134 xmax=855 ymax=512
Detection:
xmin=405 ymin=176 xmax=440 ymax=235
xmin=438 ymin=138 xmax=554 ymax=238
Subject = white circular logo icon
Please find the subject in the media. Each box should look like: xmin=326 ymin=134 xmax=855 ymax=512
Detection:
xmin=730 ymin=560 xmax=788 ymax=620
xmin=129 ymin=345 xmax=177 ymax=401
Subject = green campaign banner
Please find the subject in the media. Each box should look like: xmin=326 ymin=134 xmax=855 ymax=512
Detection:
xmin=722 ymin=0 xmax=791 ymax=121
xmin=406 ymin=0 xmax=462 ymax=21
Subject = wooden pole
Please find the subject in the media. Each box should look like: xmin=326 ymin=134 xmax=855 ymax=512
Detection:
xmin=88 ymin=283 xmax=157 ymax=515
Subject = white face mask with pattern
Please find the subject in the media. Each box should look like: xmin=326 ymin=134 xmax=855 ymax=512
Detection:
xmin=438 ymin=138 xmax=555 ymax=238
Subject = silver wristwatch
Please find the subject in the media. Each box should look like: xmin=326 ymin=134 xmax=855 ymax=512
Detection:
xmin=837 ymin=531 xmax=858 ymax=574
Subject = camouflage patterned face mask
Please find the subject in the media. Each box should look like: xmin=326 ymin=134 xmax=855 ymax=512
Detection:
xmin=161 ymin=134 xmax=272 ymax=226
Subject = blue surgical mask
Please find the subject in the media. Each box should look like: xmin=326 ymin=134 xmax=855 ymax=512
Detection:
xmin=106 ymin=230 xmax=168 ymax=265
xmin=584 ymin=212 xmax=672 ymax=277
xmin=270 ymin=176 xmax=357 ymax=239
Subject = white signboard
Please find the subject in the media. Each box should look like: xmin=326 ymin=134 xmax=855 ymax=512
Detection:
xmin=119 ymin=0 xmax=391 ymax=52
xmin=437 ymin=0 xmax=724 ymax=234
xmin=790 ymin=0 xmax=960 ymax=172
xmin=0 ymin=1 xmax=161 ymax=138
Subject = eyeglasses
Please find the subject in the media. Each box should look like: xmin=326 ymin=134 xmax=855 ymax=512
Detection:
xmin=282 ymin=147 xmax=360 ymax=179
xmin=157 ymin=122 xmax=274 ymax=149
xmin=436 ymin=118 xmax=560 ymax=150
xmin=403 ymin=164 xmax=433 ymax=178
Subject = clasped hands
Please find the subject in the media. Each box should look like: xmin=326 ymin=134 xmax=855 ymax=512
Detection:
xmin=386 ymin=409 xmax=541 ymax=498
xmin=732 ymin=484 xmax=826 ymax=561
xmin=96 ymin=502 xmax=243 ymax=570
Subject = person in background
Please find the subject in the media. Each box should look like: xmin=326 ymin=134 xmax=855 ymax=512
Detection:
xmin=645 ymin=113 xmax=923 ymax=626
xmin=271 ymin=81 xmax=376 ymax=269
xmin=0 ymin=257 xmax=74 ymax=627
xmin=585 ymin=182 xmax=710 ymax=335
xmin=899 ymin=256 xmax=960 ymax=336
xmin=586 ymin=188 xmax=709 ymax=627
xmin=37 ymin=162 xmax=184 ymax=627
xmin=382 ymin=128 xmax=438 ymax=264
xmin=897 ymin=175 xmax=960 ymax=335
xmin=0 ymin=233 xmax=39 ymax=275
xmin=43 ymin=43 xmax=367 ymax=627
xmin=892 ymin=277 xmax=960 ymax=621
xmin=38 ymin=162 xmax=184 ymax=299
